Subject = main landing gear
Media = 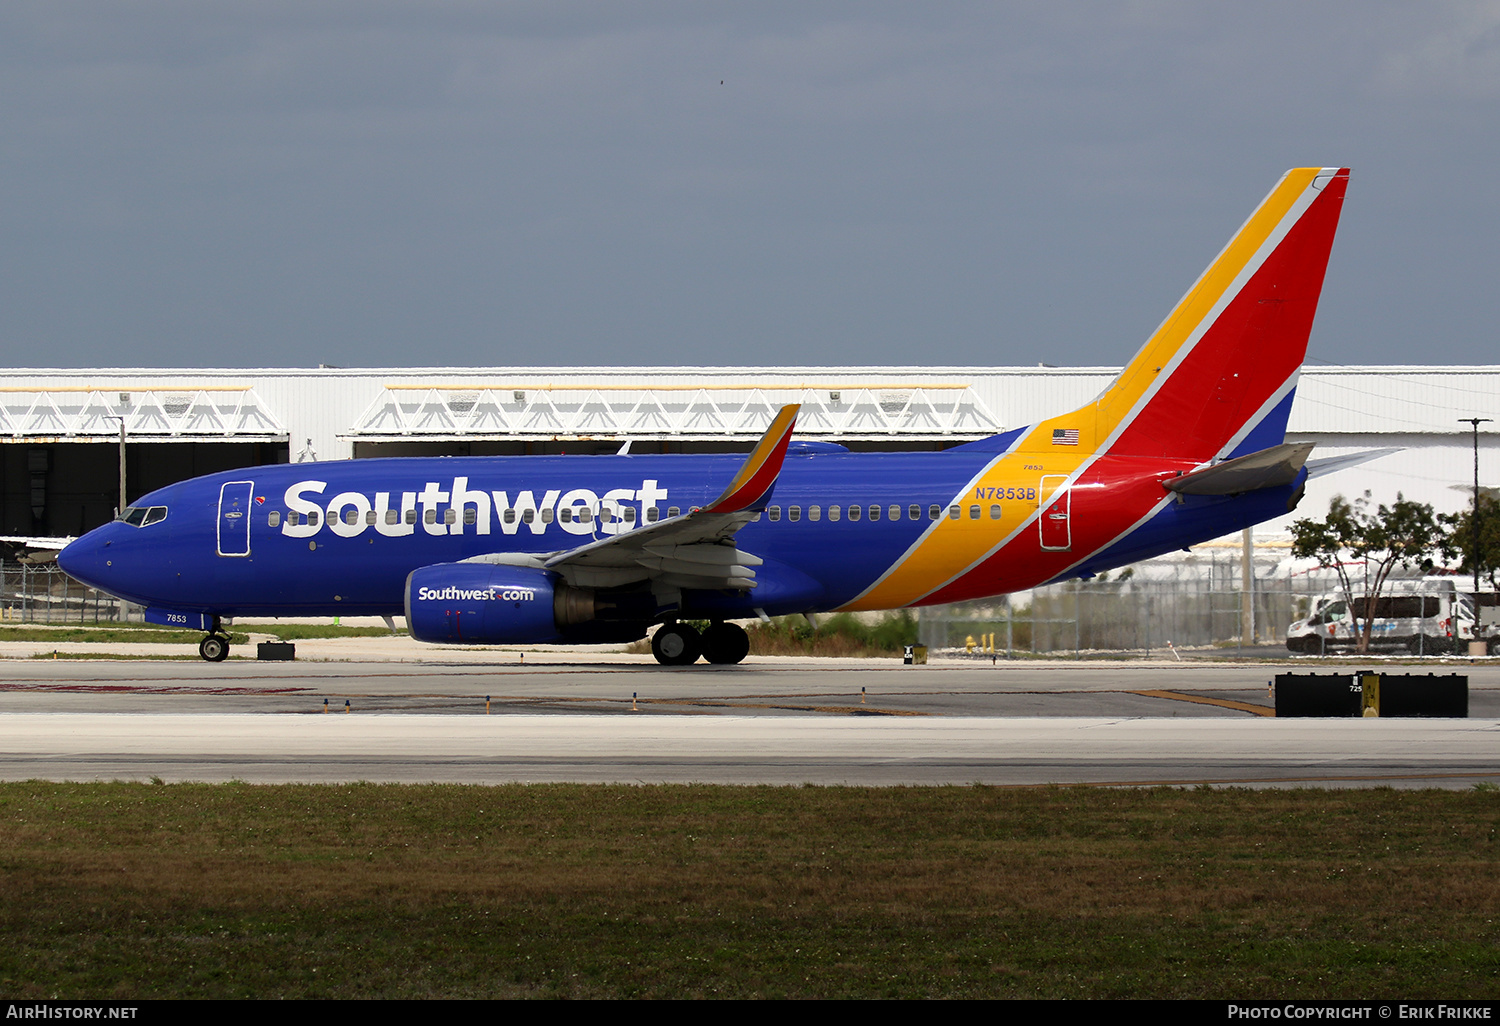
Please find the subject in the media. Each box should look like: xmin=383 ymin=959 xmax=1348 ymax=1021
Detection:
xmin=650 ymin=621 xmax=750 ymax=666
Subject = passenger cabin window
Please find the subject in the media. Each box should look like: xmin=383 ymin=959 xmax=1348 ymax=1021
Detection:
xmin=308 ymin=511 xmax=320 ymax=526
xmin=578 ymin=508 xmax=592 ymax=525
xmin=444 ymin=509 xmax=457 ymax=526
xmin=386 ymin=510 xmax=399 ymax=525
xmin=990 ymin=504 xmax=1002 ymax=520
xmin=366 ymin=510 xmax=377 ymax=525
xmin=889 ymin=504 xmax=901 ymax=522
xmin=541 ymin=508 xmax=554 ymax=523
xmin=624 ymin=507 xmax=637 ymax=523
xmin=288 ymin=512 xmax=301 ymax=527
xmin=345 ymin=509 xmax=359 ymax=525
xmin=523 ymin=510 xmax=536 ymax=524
xmin=868 ymin=505 xmax=881 ymax=521
xmin=808 ymin=506 xmax=821 ymax=521
xmin=268 ymin=511 xmax=281 ymax=527
xmin=768 ymin=506 xmax=782 ymax=522
xmin=667 ymin=506 xmax=681 ymax=518
xmin=788 ymin=506 xmax=801 ymax=522
xmin=464 ymin=509 xmax=477 ymax=526
xmin=908 ymin=504 xmax=921 ymax=521
xmin=405 ymin=509 xmax=417 ymax=525
xmin=929 ymin=504 xmax=941 ymax=520
xmin=646 ymin=507 xmax=660 ymax=523
xmin=969 ymin=505 xmax=980 ymax=520
xmin=828 ymin=505 xmax=841 ymax=522
xmin=948 ymin=506 xmax=960 ymax=520
xmin=424 ymin=509 xmax=437 ymax=525
xmin=848 ymin=505 xmax=861 ymax=522
xmin=559 ymin=508 xmax=572 ymax=524
xmin=503 ymin=509 xmax=516 ymax=525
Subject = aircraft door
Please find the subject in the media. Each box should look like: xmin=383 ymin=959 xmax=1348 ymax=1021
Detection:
xmin=217 ymin=481 xmax=255 ymax=557
xmin=1039 ymin=475 xmax=1071 ymax=551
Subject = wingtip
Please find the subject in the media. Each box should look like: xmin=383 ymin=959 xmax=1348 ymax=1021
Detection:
xmin=703 ymin=404 xmax=802 ymax=514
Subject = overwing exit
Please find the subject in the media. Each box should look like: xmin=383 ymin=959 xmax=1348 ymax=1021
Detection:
xmin=61 ymin=168 xmax=1358 ymax=664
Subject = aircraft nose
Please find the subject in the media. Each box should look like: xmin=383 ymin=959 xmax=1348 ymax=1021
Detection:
xmin=57 ymin=526 xmax=117 ymax=593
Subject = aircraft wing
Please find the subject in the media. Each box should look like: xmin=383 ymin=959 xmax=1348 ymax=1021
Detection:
xmin=466 ymin=405 xmax=800 ymax=591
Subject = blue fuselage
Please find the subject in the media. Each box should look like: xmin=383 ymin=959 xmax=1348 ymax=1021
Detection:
xmin=59 ymin=446 xmax=1296 ymax=622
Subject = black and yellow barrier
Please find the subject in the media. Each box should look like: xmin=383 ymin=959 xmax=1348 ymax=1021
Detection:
xmin=1274 ymin=672 xmax=1467 ymax=717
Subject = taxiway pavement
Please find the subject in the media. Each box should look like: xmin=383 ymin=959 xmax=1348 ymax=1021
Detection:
xmin=1 ymin=657 xmax=1495 ymax=787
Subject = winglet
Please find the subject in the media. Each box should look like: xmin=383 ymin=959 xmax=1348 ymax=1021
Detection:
xmin=702 ymin=405 xmax=801 ymax=513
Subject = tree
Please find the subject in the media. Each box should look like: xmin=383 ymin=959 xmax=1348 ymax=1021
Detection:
xmin=1439 ymin=492 xmax=1500 ymax=592
xmin=1290 ymin=491 xmax=1443 ymax=652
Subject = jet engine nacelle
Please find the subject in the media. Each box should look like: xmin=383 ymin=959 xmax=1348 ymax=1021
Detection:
xmin=405 ymin=563 xmax=564 ymax=645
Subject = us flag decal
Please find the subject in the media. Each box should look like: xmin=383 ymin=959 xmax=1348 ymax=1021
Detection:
xmin=1051 ymin=428 xmax=1079 ymax=445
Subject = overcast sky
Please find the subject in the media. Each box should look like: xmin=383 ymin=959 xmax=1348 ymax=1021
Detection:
xmin=3 ymin=2 xmax=1498 ymax=370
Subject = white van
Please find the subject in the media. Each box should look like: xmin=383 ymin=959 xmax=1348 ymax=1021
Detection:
xmin=1286 ymin=580 xmax=1461 ymax=654
xmin=1455 ymin=589 xmax=1500 ymax=654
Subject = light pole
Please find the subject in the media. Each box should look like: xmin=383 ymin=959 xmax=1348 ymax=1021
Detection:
xmin=105 ymin=415 xmax=127 ymax=517
xmin=1459 ymin=418 xmax=1491 ymax=600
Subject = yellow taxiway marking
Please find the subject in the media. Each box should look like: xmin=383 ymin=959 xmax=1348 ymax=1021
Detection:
xmin=1129 ymin=689 xmax=1275 ymax=716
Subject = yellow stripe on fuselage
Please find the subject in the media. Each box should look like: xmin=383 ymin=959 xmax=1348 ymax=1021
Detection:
xmin=840 ymin=447 xmax=1090 ymax=611
xmin=1087 ymin=167 xmax=1316 ymax=442
xmin=843 ymin=168 xmax=1321 ymax=611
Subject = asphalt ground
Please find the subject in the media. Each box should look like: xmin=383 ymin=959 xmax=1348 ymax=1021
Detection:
xmin=2 ymin=656 xmax=1498 ymax=718
xmin=1 ymin=656 xmax=1496 ymax=787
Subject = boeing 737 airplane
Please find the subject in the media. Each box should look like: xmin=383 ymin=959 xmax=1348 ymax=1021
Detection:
xmin=61 ymin=167 xmax=1352 ymax=664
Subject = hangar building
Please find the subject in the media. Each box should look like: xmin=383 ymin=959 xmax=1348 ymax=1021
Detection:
xmin=3 ymin=364 xmax=1494 ymax=545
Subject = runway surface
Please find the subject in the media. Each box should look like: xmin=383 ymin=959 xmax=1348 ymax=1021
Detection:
xmin=2 ymin=658 xmax=1497 ymax=787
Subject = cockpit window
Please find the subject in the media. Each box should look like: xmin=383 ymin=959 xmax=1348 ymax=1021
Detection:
xmin=119 ymin=505 xmax=168 ymax=527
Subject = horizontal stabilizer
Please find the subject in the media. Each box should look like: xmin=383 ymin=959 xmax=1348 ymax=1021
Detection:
xmin=1164 ymin=442 xmax=1315 ymax=496
xmin=1304 ymin=447 xmax=1402 ymax=479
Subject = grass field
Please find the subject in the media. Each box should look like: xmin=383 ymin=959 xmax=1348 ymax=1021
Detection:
xmin=2 ymin=782 xmax=1497 ymax=998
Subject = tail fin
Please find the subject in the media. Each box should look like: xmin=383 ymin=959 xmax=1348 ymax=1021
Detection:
xmin=1028 ymin=167 xmax=1348 ymax=461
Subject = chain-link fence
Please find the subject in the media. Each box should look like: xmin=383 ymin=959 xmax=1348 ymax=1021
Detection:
xmin=0 ymin=562 xmax=140 ymax=624
xmin=915 ymin=563 xmax=1384 ymax=657
xmin=1 ymin=552 xmax=1436 ymax=653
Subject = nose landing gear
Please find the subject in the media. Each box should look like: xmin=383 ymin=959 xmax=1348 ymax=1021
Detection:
xmin=198 ymin=633 xmax=230 ymax=662
xmin=198 ymin=619 xmax=231 ymax=662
